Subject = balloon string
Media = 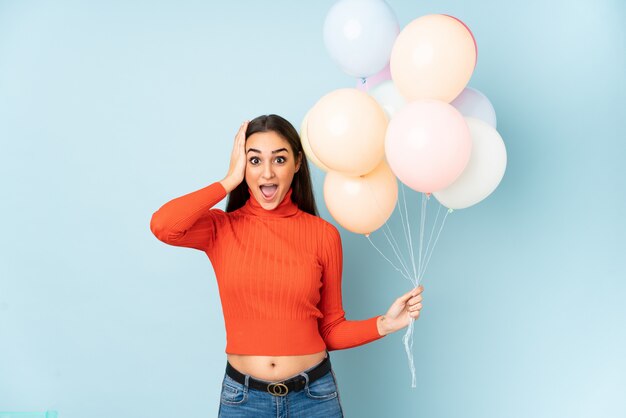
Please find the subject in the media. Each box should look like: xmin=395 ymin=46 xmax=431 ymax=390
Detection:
xmin=380 ymin=226 xmax=414 ymax=282
xmin=402 ymin=317 xmax=417 ymax=388
xmin=363 ymin=179 xmax=450 ymax=388
xmin=417 ymin=193 xmax=428 ymax=284
xmin=401 ymin=183 xmax=418 ymax=282
xmin=379 ymin=201 xmax=413 ymax=280
xmin=419 ymin=203 xmax=442 ymax=280
xmin=397 ymin=183 xmax=414 ymax=270
xmin=366 ymin=235 xmax=412 ymax=283
xmin=419 ymin=209 xmax=452 ymax=283
xmin=402 ymin=191 xmax=428 ymax=388
xmin=364 ymin=178 xmax=414 ymax=281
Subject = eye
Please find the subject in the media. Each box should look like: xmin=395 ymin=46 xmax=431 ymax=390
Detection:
xmin=275 ymin=156 xmax=286 ymax=164
xmin=249 ymin=157 xmax=260 ymax=165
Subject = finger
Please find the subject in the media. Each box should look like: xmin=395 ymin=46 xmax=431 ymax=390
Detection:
xmin=400 ymin=286 xmax=420 ymax=302
xmin=399 ymin=289 xmax=416 ymax=302
xmin=240 ymin=128 xmax=248 ymax=142
xmin=410 ymin=285 xmax=424 ymax=297
xmin=237 ymin=121 xmax=247 ymax=136
xmin=238 ymin=129 xmax=247 ymax=145
xmin=408 ymin=295 xmax=423 ymax=305
xmin=235 ymin=130 xmax=243 ymax=144
xmin=409 ymin=303 xmax=422 ymax=312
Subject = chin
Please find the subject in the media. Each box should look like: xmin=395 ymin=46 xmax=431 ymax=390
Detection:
xmin=260 ymin=201 xmax=279 ymax=210
xmin=253 ymin=189 xmax=276 ymax=207
xmin=262 ymin=202 xmax=279 ymax=210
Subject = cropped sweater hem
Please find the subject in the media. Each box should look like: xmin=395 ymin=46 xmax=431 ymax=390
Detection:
xmin=224 ymin=316 xmax=384 ymax=356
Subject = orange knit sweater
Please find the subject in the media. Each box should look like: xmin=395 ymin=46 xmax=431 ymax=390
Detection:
xmin=150 ymin=181 xmax=385 ymax=355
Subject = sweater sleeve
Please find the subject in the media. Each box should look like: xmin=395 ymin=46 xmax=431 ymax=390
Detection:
xmin=317 ymin=223 xmax=386 ymax=351
xmin=150 ymin=181 xmax=228 ymax=251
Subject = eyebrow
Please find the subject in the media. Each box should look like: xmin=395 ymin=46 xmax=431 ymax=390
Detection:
xmin=246 ymin=148 xmax=289 ymax=154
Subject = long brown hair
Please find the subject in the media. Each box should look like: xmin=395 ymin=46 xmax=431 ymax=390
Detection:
xmin=225 ymin=114 xmax=319 ymax=216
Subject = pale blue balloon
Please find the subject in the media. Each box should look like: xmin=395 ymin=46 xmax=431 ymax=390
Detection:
xmin=323 ymin=0 xmax=400 ymax=78
xmin=450 ymin=87 xmax=498 ymax=128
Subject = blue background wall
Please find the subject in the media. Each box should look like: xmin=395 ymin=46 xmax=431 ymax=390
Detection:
xmin=1 ymin=0 xmax=624 ymax=417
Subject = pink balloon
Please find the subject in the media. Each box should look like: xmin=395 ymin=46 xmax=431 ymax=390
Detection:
xmin=385 ymin=100 xmax=472 ymax=193
xmin=355 ymin=63 xmax=392 ymax=92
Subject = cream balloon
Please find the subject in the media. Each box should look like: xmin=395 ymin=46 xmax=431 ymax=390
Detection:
xmin=433 ymin=117 xmax=507 ymax=209
xmin=390 ymin=14 xmax=477 ymax=102
xmin=299 ymin=111 xmax=331 ymax=172
xmin=368 ymin=80 xmax=406 ymax=120
xmin=308 ymin=88 xmax=388 ymax=176
xmin=324 ymin=160 xmax=398 ymax=235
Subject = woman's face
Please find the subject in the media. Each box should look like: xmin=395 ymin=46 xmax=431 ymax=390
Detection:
xmin=245 ymin=130 xmax=302 ymax=210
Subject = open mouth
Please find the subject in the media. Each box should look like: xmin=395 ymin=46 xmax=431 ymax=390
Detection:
xmin=259 ymin=184 xmax=278 ymax=201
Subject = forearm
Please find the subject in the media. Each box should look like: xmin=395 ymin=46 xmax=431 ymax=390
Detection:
xmin=320 ymin=315 xmax=386 ymax=350
xmin=150 ymin=181 xmax=227 ymax=247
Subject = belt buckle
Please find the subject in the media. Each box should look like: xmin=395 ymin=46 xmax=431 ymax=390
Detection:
xmin=267 ymin=382 xmax=289 ymax=396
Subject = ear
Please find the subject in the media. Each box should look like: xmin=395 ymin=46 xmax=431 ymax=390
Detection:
xmin=295 ymin=151 xmax=303 ymax=173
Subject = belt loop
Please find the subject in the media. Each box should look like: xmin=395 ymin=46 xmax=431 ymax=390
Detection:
xmin=244 ymin=374 xmax=250 ymax=389
xmin=298 ymin=370 xmax=310 ymax=388
xmin=298 ymin=371 xmax=309 ymax=388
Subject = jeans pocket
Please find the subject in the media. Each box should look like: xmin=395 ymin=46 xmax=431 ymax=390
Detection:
xmin=220 ymin=374 xmax=248 ymax=405
xmin=304 ymin=370 xmax=338 ymax=400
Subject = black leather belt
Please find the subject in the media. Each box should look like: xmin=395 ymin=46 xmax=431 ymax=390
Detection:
xmin=225 ymin=354 xmax=331 ymax=396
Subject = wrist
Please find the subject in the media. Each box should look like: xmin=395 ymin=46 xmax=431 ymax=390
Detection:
xmin=377 ymin=315 xmax=390 ymax=336
xmin=219 ymin=177 xmax=239 ymax=193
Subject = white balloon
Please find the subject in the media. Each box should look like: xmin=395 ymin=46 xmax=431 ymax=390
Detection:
xmin=433 ymin=117 xmax=507 ymax=209
xmin=368 ymin=80 xmax=406 ymax=119
xmin=323 ymin=0 xmax=400 ymax=78
xmin=450 ymin=87 xmax=497 ymax=128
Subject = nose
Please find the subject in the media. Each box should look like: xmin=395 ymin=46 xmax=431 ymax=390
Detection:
xmin=262 ymin=161 xmax=275 ymax=179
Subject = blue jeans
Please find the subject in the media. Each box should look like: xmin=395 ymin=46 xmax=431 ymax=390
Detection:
xmin=217 ymin=357 xmax=344 ymax=417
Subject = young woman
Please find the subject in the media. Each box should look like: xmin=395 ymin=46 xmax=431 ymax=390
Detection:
xmin=150 ymin=114 xmax=424 ymax=417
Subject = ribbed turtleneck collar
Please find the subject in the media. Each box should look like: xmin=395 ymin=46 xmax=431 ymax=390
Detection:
xmin=240 ymin=186 xmax=299 ymax=218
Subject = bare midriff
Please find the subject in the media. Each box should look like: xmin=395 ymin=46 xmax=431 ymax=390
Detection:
xmin=227 ymin=350 xmax=328 ymax=382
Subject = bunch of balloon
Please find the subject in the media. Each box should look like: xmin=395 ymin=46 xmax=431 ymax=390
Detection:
xmin=303 ymin=0 xmax=508 ymax=388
